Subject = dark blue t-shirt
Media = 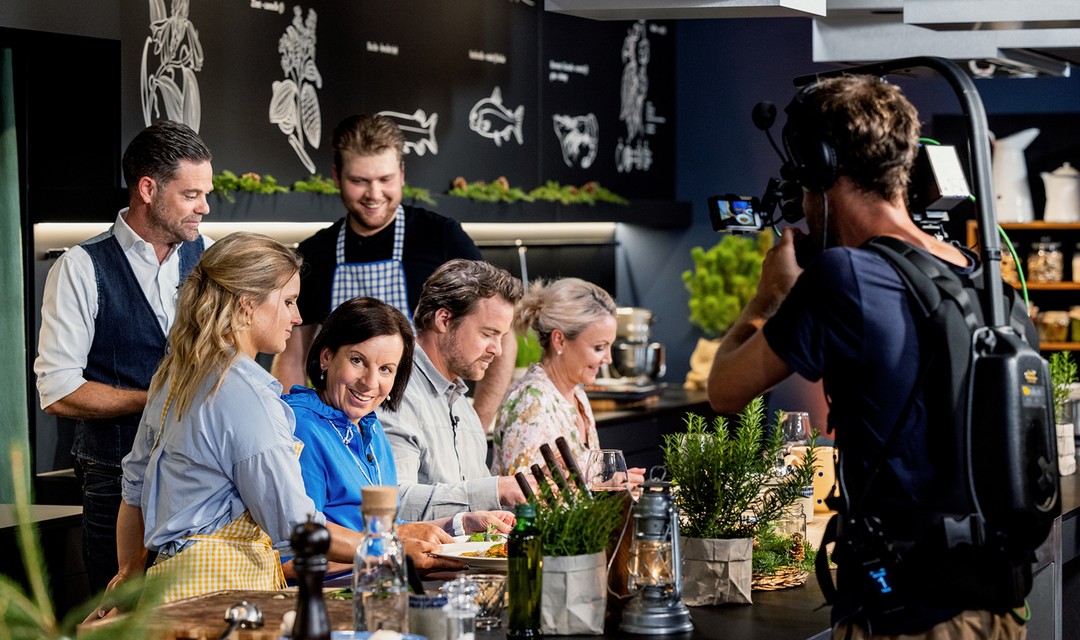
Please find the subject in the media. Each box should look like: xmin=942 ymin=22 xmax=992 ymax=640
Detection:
xmin=763 ymin=244 xmax=978 ymax=632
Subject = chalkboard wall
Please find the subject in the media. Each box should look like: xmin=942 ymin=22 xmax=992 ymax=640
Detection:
xmin=114 ymin=1 xmax=675 ymax=202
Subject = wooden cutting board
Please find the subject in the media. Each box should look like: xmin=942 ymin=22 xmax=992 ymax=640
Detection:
xmin=80 ymin=590 xmax=357 ymax=639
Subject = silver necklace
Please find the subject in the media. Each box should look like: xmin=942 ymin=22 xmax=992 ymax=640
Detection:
xmin=328 ymin=419 xmax=381 ymax=486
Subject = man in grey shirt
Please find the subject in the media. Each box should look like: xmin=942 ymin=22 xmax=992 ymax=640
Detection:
xmin=380 ymin=259 xmax=530 ymax=521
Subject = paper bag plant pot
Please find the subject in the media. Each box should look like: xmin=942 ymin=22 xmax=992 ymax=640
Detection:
xmin=680 ymin=536 xmax=753 ymax=606
xmin=541 ymin=551 xmax=607 ymax=635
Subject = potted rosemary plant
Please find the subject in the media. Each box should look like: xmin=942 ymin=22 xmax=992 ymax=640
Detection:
xmin=1049 ymin=351 xmax=1078 ymax=476
xmin=661 ymin=398 xmax=817 ymax=605
xmin=534 ymin=489 xmax=627 ymax=635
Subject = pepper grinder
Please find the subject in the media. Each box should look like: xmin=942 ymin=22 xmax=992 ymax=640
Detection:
xmin=292 ymin=515 xmax=331 ymax=640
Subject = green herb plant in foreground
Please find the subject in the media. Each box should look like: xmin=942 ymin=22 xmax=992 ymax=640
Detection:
xmin=0 ymin=447 xmax=169 ymax=639
xmin=1049 ymin=351 xmax=1078 ymax=424
xmin=661 ymin=398 xmax=817 ymax=540
xmin=534 ymin=490 xmax=627 ymax=557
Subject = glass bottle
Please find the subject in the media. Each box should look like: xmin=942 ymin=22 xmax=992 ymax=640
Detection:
xmin=507 ymin=502 xmax=542 ymax=638
xmin=353 ymin=485 xmax=409 ymax=633
xmin=442 ymin=576 xmax=479 ymax=640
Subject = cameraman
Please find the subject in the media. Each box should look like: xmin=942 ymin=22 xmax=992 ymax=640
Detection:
xmin=707 ymin=75 xmax=1029 ymax=639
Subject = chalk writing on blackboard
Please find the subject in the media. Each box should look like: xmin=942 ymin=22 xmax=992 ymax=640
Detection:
xmin=141 ymin=0 xmax=204 ymax=131
xmin=468 ymin=87 xmax=524 ymax=148
xmin=468 ymin=50 xmax=508 ymax=65
xmin=366 ymin=42 xmax=400 ymax=56
xmin=377 ymin=109 xmax=439 ymax=156
xmin=552 ymin=114 xmax=598 ymax=169
xmin=616 ymin=20 xmax=653 ymax=173
xmin=250 ymin=0 xmax=285 ymax=14
xmin=547 ymin=60 xmax=589 ymax=84
xmin=269 ymin=6 xmax=323 ymax=174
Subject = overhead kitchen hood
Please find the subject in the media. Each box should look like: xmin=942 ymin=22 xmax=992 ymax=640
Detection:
xmin=546 ymin=0 xmax=1078 ymax=77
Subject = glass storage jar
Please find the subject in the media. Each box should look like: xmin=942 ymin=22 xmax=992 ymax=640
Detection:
xmin=1028 ymin=238 xmax=1064 ymax=283
xmin=1001 ymin=249 xmax=1020 ymax=285
xmin=1072 ymin=243 xmax=1080 ymax=283
xmin=1039 ymin=310 xmax=1070 ymax=343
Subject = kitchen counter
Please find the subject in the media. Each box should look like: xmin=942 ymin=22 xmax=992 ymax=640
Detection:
xmin=592 ymin=386 xmax=718 ymax=470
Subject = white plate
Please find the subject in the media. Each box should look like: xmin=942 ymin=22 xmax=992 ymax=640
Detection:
xmin=434 ymin=540 xmax=508 ymax=570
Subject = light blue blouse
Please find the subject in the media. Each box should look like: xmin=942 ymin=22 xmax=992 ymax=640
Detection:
xmin=122 ymin=355 xmax=323 ymax=557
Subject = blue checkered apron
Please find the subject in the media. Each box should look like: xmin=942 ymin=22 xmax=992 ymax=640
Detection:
xmin=329 ymin=206 xmax=411 ymax=319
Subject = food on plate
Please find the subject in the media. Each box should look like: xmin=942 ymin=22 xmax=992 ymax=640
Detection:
xmin=468 ymin=523 xmax=506 ymax=542
xmin=461 ymin=542 xmax=507 ymax=558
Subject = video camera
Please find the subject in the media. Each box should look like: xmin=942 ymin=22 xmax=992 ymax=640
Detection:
xmin=708 ymin=99 xmax=972 ymax=240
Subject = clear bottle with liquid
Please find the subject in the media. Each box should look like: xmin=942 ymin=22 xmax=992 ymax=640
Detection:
xmin=507 ymin=502 xmax=542 ymax=638
xmin=353 ymin=485 xmax=409 ymax=633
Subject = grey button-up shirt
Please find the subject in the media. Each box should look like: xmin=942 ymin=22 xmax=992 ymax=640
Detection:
xmin=379 ymin=343 xmax=502 ymax=521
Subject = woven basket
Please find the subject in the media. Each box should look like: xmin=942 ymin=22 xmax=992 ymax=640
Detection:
xmin=751 ymin=566 xmax=809 ymax=591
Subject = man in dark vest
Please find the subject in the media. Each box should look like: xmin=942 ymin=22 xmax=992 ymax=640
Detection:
xmin=34 ymin=120 xmax=213 ymax=593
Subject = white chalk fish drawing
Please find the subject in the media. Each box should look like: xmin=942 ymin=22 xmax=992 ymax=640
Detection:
xmin=552 ymin=113 xmax=598 ymax=169
xmin=377 ymin=109 xmax=439 ymax=156
xmin=469 ymin=86 xmax=524 ymax=147
xmin=141 ymin=0 xmax=203 ymax=130
xmin=269 ymin=6 xmax=323 ymax=175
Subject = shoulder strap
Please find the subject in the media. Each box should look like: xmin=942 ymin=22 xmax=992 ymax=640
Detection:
xmin=866 ymin=236 xmax=982 ymax=334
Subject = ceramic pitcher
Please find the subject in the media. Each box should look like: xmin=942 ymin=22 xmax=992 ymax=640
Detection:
xmin=1042 ymin=162 xmax=1080 ymax=223
xmin=992 ymin=128 xmax=1040 ymax=223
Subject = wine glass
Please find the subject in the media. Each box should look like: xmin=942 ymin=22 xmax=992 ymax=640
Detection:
xmin=585 ymin=448 xmax=630 ymax=493
xmin=776 ymin=411 xmax=812 ymax=475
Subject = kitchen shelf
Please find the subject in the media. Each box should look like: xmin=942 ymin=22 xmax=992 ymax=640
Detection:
xmin=1039 ymin=342 xmax=1080 ymax=351
xmin=205 ymin=192 xmax=692 ymax=228
xmin=1015 ymin=282 xmax=1080 ymax=291
xmin=28 ymin=187 xmax=692 ymax=229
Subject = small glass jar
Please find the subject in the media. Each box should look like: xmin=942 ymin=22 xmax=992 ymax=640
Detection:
xmin=1028 ymin=238 xmax=1064 ymax=283
xmin=1039 ymin=310 xmax=1070 ymax=343
xmin=1001 ymin=250 xmax=1020 ymax=285
xmin=1072 ymin=243 xmax=1080 ymax=283
xmin=1069 ymin=306 xmax=1080 ymax=342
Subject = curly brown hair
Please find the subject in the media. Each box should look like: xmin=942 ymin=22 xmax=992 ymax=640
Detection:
xmin=801 ymin=75 xmax=921 ymax=203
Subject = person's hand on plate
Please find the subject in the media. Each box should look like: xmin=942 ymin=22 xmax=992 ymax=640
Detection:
xmin=404 ymin=539 xmax=466 ymax=571
xmin=461 ymin=510 xmax=515 ymax=535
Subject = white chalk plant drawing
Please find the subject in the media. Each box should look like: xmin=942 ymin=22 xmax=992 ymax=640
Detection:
xmin=468 ymin=86 xmax=525 ymax=147
xmin=269 ymin=6 xmax=323 ymax=175
xmin=377 ymin=109 xmax=440 ymax=156
xmin=141 ymin=0 xmax=204 ymax=131
xmin=552 ymin=113 xmax=598 ymax=169
xmin=616 ymin=20 xmax=652 ymax=173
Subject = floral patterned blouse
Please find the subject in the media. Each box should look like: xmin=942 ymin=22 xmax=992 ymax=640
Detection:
xmin=490 ymin=362 xmax=598 ymax=477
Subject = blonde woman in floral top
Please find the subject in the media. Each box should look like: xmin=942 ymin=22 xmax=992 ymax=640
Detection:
xmin=492 ymin=278 xmax=638 ymax=480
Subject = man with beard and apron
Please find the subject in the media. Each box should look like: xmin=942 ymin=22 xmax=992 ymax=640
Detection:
xmin=274 ymin=114 xmax=512 ymax=431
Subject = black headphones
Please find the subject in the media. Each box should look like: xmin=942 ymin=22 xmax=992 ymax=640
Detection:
xmin=781 ymin=83 xmax=838 ymax=192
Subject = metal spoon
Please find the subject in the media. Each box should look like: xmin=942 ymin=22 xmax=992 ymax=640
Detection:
xmin=219 ymin=601 xmax=264 ymax=640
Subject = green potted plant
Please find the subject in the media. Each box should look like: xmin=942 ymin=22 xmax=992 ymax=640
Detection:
xmin=680 ymin=233 xmax=771 ymax=390
xmin=660 ymin=397 xmax=817 ymax=605
xmin=533 ymin=490 xmax=627 ymax=635
xmin=1049 ymin=351 xmax=1078 ymax=476
xmin=0 ymin=447 xmax=167 ymax=639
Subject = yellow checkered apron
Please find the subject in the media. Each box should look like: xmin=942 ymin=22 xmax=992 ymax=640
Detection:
xmin=147 ymin=394 xmax=303 ymax=603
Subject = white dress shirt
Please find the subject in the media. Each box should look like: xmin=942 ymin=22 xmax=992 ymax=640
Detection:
xmin=34 ymin=209 xmax=212 ymax=408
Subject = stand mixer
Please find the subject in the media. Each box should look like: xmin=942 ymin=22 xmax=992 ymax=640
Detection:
xmin=608 ymin=307 xmax=666 ymax=385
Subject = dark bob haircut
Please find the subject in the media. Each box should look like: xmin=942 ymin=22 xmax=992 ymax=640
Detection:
xmin=305 ymin=297 xmax=415 ymax=412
